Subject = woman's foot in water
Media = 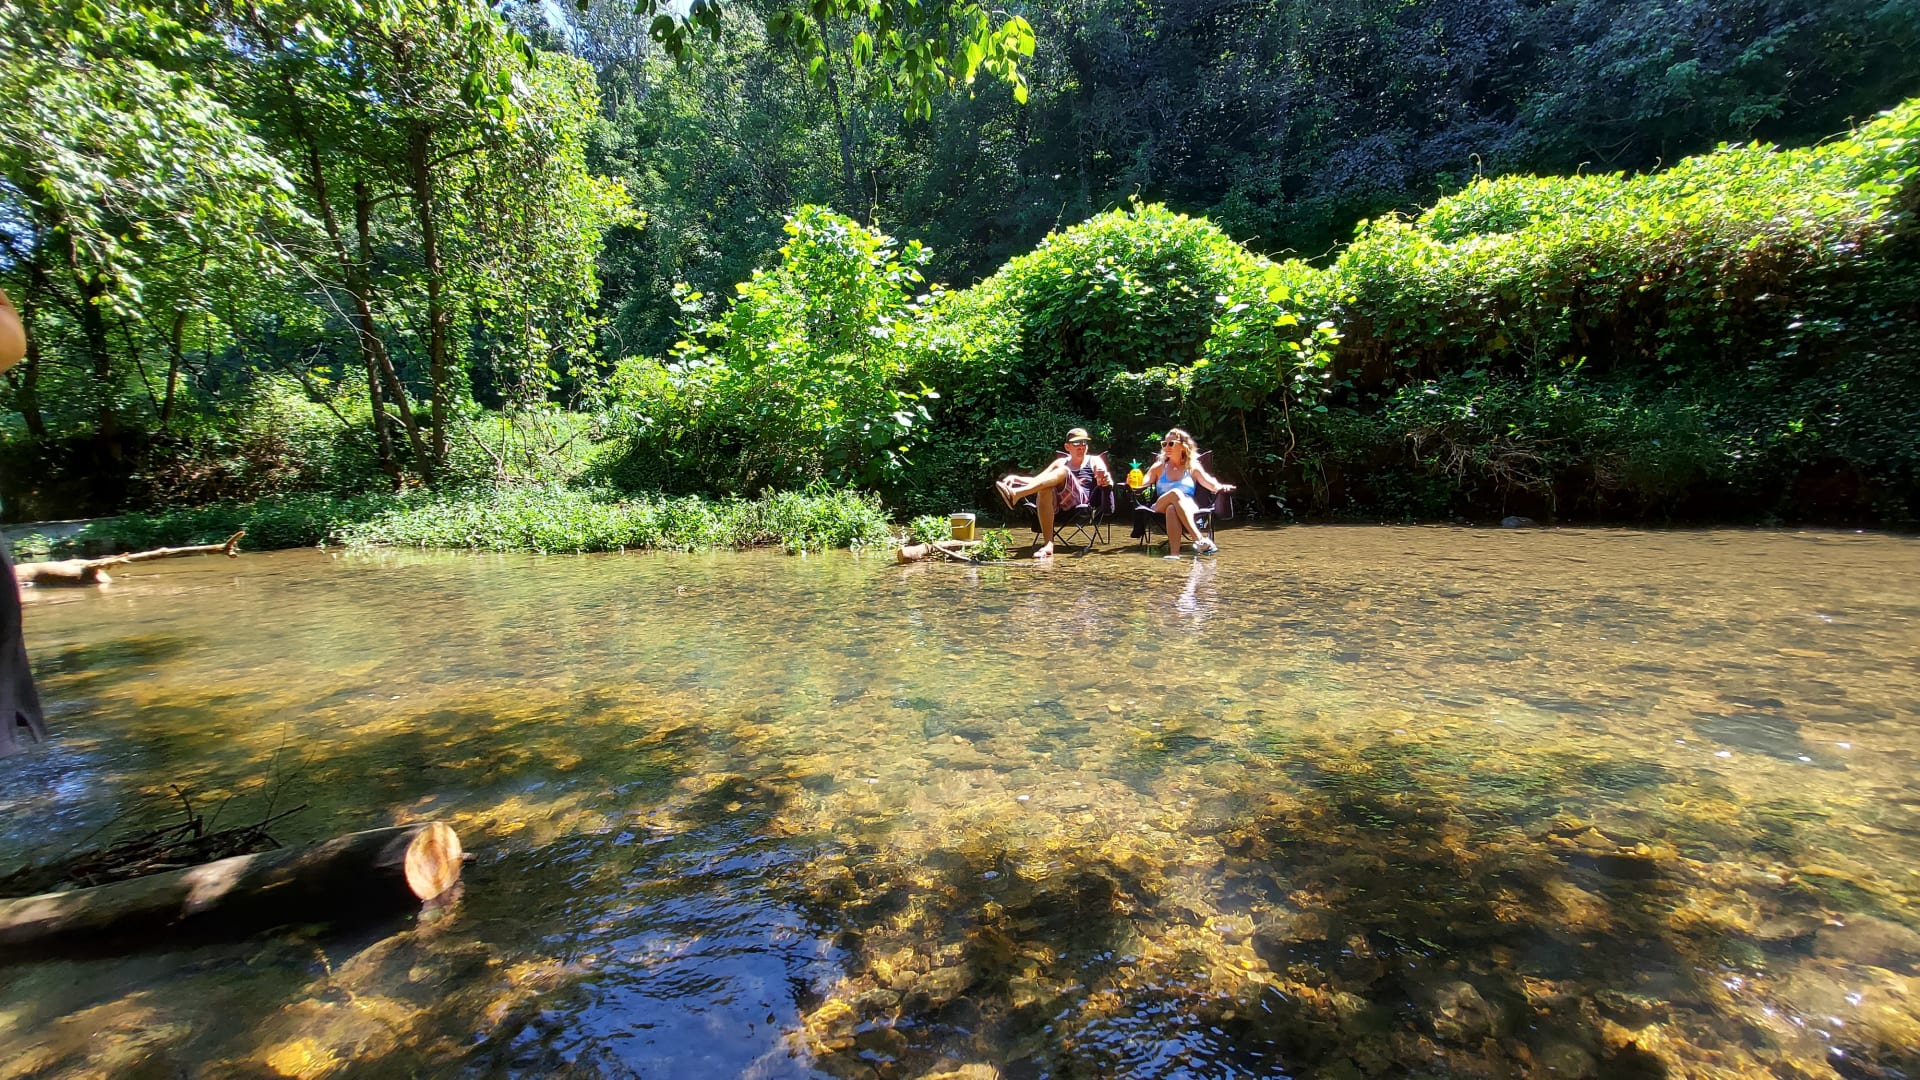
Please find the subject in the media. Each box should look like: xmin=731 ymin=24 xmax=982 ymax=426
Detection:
xmin=1193 ymin=537 xmax=1218 ymax=555
xmin=1033 ymin=541 xmax=1055 ymax=559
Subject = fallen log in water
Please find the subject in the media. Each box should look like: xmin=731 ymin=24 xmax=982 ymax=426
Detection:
xmin=0 ymin=822 xmax=462 ymax=954
xmin=16 ymin=530 xmax=246 ymax=587
xmin=896 ymin=539 xmax=983 ymax=563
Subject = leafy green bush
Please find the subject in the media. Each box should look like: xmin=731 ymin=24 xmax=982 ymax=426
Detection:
xmin=971 ymin=528 xmax=1014 ymax=561
xmin=1326 ymin=101 xmax=1920 ymax=387
xmin=1286 ymin=98 xmax=1920 ymax=521
xmin=987 ymin=202 xmax=1262 ymax=389
xmin=129 ymin=376 xmax=389 ymax=507
xmin=891 ymin=202 xmax=1338 ymax=513
xmin=597 ymin=206 xmax=939 ymax=495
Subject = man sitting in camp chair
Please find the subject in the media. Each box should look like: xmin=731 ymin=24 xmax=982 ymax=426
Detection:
xmin=994 ymin=427 xmax=1114 ymax=558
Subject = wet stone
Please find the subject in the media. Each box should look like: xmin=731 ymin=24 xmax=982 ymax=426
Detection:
xmin=1815 ymin=915 xmax=1920 ymax=970
xmin=1252 ymin=910 xmax=1334 ymax=961
xmin=903 ymin=966 xmax=973 ymax=1011
xmin=913 ymin=1066 xmax=1000 ymax=1080
xmin=1424 ymin=980 xmax=1502 ymax=1043
xmin=1536 ymin=1038 xmax=1599 ymax=1078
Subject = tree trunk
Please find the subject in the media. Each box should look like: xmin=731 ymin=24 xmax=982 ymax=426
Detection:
xmin=160 ymin=309 xmax=186 ymax=430
xmin=281 ymin=75 xmax=423 ymax=487
xmin=60 ymin=222 xmax=119 ymax=447
xmin=812 ymin=17 xmax=865 ymax=222
xmin=0 ymin=822 xmax=463 ymax=953
xmin=408 ymin=124 xmax=450 ymax=478
xmin=348 ymin=184 xmax=432 ymax=485
xmin=352 ymin=182 xmax=402 ymax=487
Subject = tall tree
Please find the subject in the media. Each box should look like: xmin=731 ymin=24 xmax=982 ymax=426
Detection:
xmin=0 ymin=0 xmax=303 ymax=449
xmin=232 ymin=0 xmax=631 ymax=484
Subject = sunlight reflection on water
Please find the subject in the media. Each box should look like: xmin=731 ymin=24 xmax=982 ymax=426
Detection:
xmin=0 ymin=526 xmax=1916 ymax=1077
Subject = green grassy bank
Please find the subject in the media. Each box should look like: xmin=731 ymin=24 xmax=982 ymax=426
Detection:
xmin=13 ymin=487 xmax=894 ymax=560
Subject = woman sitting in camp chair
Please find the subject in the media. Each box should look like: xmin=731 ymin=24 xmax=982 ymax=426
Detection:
xmin=1143 ymin=428 xmax=1234 ymax=557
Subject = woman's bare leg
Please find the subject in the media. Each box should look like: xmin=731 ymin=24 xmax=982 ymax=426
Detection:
xmin=1154 ymin=493 xmax=1186 ymax=555
xmin=1172 ymin=494 xmax=1204 ymax=542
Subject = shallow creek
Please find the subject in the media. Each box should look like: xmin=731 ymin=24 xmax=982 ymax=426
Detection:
xmin=1 ymin=526 xmax=1917 ymax=1079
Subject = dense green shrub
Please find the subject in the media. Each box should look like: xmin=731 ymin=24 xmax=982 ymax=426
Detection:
xmin=48 ymin=486 xmax=892 ymax=556
xmin=1287 ymin=98 xmax=1920 ymax=521
xmin=596 ymin=206 xmax=939 ymax=495
xmin=1327 ymin=101 xmax=1920 ymax=384
xmin=128 ymin=376 xmax=389 ymax=506
xmin=886 ymin=203 xmax=1338 ymax=513
xmin=906 ymin=514 xmax=950 ymax=544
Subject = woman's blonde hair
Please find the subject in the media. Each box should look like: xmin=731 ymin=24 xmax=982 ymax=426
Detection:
xmin=1159 ymin=428 xmax=1199 ymax=466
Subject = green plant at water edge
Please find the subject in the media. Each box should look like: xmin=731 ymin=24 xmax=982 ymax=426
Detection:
xmin=44 ymin=487 xmax=891 ymax=556
xmin=335 ymin=485 xmax=892 ymax=554
xmin=5 ymin=534 xmax=54 ymax=562
xmin=56 ymin=493 xmax=416 ymax=556
xmin=971 ymin=528 xmax=1014 ymax=562
xmin=906 ymin=515 xmax=950 ymax=545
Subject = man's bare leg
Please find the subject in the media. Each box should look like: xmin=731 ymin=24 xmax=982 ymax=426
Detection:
xmin=1000 ymin=460 xmax=1072 ymax=504
xmin=1033 ymin=495 xmax=1056 ymax=558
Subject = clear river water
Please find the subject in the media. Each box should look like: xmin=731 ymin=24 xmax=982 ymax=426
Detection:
xmin=1 ymin=526 xmax=1917 ymax=1079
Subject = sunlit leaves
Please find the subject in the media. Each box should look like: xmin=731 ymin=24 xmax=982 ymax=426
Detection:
xmin=607 ymin=207 xmax=937 ymax=492
xmin=0 ymin=0 xmax=308 ymax=316
xmin=640 ymin=0 xmax=1033 ymax=117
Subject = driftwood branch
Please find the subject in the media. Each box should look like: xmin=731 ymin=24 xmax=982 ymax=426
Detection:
xmin=16 ymin=530 xmax=245 ymax=587
xmin=896 ymin=539 xmax=983 ymax=564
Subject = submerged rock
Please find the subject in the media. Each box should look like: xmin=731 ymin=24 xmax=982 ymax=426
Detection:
xmin=1251 ymin=909 xmax=1334 ymax=962
xmin=1814 ymin=914 xmax=1920 ymax=970
xmin=1425 ymin=980 xmax=1502 ymax=1043
xmin=915 ymin=1066 xmax=1000 ymax=1080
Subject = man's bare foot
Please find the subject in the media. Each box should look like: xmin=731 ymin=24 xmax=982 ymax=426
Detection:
xmin=1033 ymin=542 xmax=1055 ymax=559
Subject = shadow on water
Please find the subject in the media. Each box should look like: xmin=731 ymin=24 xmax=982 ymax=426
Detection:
xmin=772 ymin=729 xmax=1920 ymax=1079
xmin=0 ymin=685 xmax=860 ymax=1079
xmin=760 ymin=738 xmax=1688 ymax=1077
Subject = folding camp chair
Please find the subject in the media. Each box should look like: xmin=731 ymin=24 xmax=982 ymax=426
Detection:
xmin=1016 ymin=451 xmax=1117 ymax=554
xmin=1131 ymin=450 xmax=1235 ymax=548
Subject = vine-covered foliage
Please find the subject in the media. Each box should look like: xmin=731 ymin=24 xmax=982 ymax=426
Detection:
xmin=1302 ymin=100 xmax=1920 ymax=521
xmin=596 ymin=100 xmax=1920 ymax=524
